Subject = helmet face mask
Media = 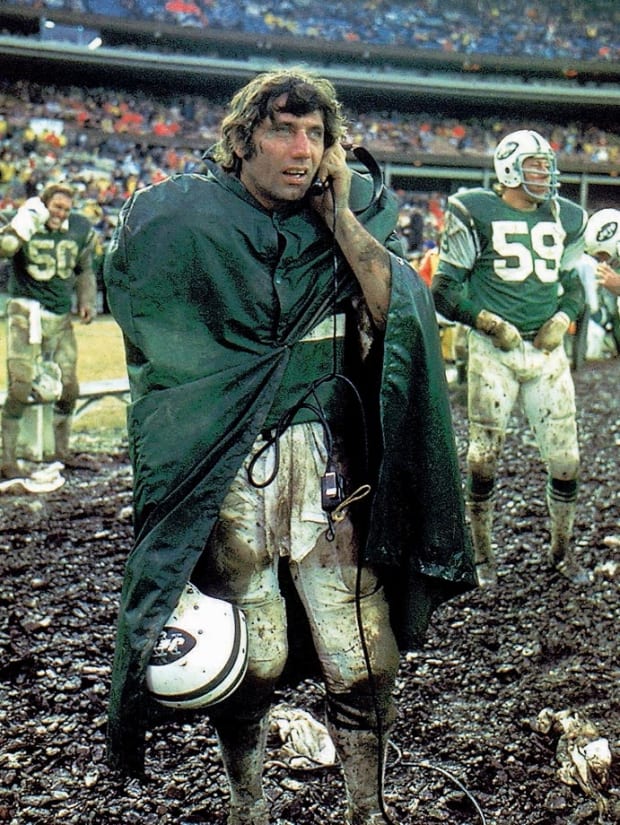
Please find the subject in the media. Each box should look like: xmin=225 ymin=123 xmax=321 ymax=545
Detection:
xmin=584 ymin=209 xmax=620 ymax=264
xmin=494 ymin=130 xmax=558 ymax=202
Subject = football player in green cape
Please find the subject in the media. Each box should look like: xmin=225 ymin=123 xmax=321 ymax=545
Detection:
xmin=104 ymin=69 xmax=475 ymax=825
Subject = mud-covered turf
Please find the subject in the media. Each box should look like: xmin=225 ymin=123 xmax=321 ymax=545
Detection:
xmin=1 ymin=359 xmax=618 ymax=825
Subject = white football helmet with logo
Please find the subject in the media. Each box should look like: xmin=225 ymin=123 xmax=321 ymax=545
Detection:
xmin=146 ymin=582 xmax=248 ymax=709
xmin=493 ymin=130 xmax=558 ymax=201
xmin=584 ymin=209 xmax=620 ymax=262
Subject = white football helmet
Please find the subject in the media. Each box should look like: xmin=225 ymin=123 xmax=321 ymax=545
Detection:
xmin=30 ymin=358 xmax=63 ymax=403
xmin=494 ymin=130 xmax=558 ymax=201
xmin=584 ymin=209 xmax=620 ymax=262
xmin=146 ymin=582 xmax=248 ymax=709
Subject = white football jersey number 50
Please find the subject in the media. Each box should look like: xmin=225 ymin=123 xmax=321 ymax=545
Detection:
xmin=26 ymin=238 xmax=79 ymax=282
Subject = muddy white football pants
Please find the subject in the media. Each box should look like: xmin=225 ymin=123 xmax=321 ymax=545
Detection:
xmin=3 ymin=298 xmax=79 ymax=419
xmin=194 ymin=422 xmax=399 ymax=726
xmin=194 ymin=423 xmax=399 ymax=821
xmin=466 ymin=330 xmax=579 ymax=483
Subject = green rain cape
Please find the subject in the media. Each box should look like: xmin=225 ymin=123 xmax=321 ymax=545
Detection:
xmin=104 ymin=164 xmax=475 ymax=775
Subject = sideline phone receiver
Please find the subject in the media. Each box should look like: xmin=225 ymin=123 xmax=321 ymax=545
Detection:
xmin=308 ymin=176 xmax=332 ymax=197
xmin=308 ymin=145 xmax=383 ymax=212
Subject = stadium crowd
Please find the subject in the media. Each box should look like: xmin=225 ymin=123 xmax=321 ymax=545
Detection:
xmin=0 ymin=74 xmax=617 ymax=288
xmin=1 ymin=78 xmax=617 ymax=215
xmin=5 ymin=0 xmax=618 ymax=62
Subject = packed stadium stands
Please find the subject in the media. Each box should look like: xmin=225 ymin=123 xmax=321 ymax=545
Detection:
xmin=1 ymin=76 xmax=617 ymax=227
xmin=3 ymin=0 xmax=618 ymax=63
xmin=1 ymin=0 xmax=618 ymax=271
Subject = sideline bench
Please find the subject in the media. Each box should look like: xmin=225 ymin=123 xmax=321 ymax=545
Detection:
xmin=0 ymin=377 xmax=130 ymax=416
xmin=73 ymin=377 xmax=131 ymax=418
xmin=0 ymin=377 xmax=130 ymax=461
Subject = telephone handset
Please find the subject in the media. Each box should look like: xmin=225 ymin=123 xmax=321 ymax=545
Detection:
xmin=308 ymin=145 xmax=382 ymax=212
xmin=308 ymin=176 xmax=332 ymax=197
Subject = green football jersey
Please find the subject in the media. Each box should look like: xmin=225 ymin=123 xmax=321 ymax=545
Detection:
xmin=433 ymin=188 xmax=586 ymax=331
xmin=6 ymin=212 xmax=96 ymax=315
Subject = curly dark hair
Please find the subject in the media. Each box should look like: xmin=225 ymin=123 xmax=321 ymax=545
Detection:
xmin=212 ymin=68 xmax=348 ymax=173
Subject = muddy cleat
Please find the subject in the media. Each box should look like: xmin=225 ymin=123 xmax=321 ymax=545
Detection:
xmin=53 ymin=414 xmax=101 ymax=470
xmin=57 ymin=452 xmax=101 ymax=471
xmin=0 ymin=462 xmax=24 ymax=480
xmin=554 ymin=555 xmax=593 ymax=586
xmin=550 ymin=541 xmax=592 ymax=585
xmin=227 ymin=799 xmax=269 ymax=825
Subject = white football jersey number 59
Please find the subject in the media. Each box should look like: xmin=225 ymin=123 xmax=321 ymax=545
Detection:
xmin=492 ymin=220 xmax=564 ymax=283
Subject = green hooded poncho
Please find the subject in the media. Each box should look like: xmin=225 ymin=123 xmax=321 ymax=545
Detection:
xmin=103 ymin=163 xmax=475 ymax=775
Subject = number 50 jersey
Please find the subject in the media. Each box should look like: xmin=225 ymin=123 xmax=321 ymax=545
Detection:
xmin=433 ymin=188 xmax=587 ymax=332
xmin=1 ymin=211 xmax=96 ymax=316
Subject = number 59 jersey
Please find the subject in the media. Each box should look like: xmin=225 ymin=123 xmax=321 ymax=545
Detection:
xmin=436 ymin=188 xmax=587 ymax=332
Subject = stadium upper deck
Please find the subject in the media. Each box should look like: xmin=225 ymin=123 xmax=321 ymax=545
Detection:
xmin=1 ymin=0 xmax=618 ymax=84
xmin=3 ymin=0 xmax=618 ymax=64
xmin=0 ymin=0 xmax=617 ymax=219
